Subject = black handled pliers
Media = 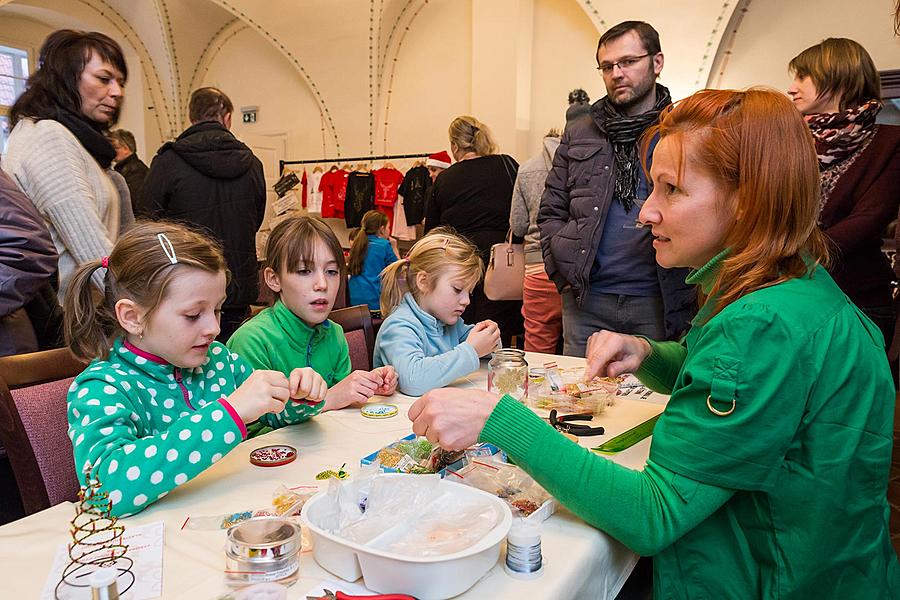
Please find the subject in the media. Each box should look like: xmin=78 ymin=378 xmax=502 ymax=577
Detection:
xmin=549 ymin=409 xmax=605 ymax=436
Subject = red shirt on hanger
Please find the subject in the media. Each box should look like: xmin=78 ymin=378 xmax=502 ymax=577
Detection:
xmin=318 ymin=168 xmax=348 ymax=218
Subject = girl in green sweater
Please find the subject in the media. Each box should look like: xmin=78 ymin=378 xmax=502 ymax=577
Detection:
xmin=64 ymin=222 xmax=327 ymax=516
xmin=228 ymin=216 xmax=397 ymax=414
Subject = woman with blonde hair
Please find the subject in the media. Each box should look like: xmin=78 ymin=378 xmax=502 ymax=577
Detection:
xmin=424 ymin=116 xmax=523 ymax=346
xmin=409 ymin=89 xmax=899 ymax=596
xmin=787 ymin=38 xmax=900 ymax=347
xmin=373 ymin=227 xmax=500 ymax=396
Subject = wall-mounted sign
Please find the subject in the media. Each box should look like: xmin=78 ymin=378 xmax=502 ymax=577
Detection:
xmin=241 ymin=105 xmax=258 ymax=123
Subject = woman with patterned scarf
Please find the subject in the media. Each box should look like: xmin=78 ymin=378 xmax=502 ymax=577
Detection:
xmin=788 ymin=38 xmax=900 ymax=348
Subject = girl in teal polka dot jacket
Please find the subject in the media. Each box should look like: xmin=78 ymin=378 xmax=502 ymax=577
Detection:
xmin=63 ymin=222 xmax=328 ymax=516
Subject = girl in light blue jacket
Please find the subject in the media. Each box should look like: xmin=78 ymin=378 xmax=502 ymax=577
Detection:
xmin=373 ymin=228 xmax=501 ymax=396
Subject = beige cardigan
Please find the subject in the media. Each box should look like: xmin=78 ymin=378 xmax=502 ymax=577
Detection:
xmin=2 ymin=118 xmax=132 ymax=299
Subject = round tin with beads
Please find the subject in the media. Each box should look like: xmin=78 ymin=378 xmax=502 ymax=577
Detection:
xmin=360 ymin=403 xmax=399 ymax=419
xmin=225 ymin=516 xmax=301 ymax=587
xmin=249 ymin=445 xmax=297 ymax=467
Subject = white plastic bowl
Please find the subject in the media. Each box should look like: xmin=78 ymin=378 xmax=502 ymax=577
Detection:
xmin=301 ymin=474 xmax=513 ymax=600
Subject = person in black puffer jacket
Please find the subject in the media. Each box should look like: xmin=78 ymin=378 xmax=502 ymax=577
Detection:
xmin=143 ymin=87 xmax=265 ymax=341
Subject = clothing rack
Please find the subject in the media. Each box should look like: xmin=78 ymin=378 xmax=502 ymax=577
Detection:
xmin=279 ymin=152 xmax=431 ymax=174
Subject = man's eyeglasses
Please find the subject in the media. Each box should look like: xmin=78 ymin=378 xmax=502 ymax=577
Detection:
xmin=597 ymin=54 xmax=652 ymax=74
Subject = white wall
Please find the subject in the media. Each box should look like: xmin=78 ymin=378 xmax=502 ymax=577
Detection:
xmin=528 ymin=0 xmax=604 ymax=158
xmin=377 ymin=0 xmax=472 ymax=158
xmin=199 ymin=26 xmax=322 ymax=162
xmin=714 ymin=0 xmax=900 ymax=92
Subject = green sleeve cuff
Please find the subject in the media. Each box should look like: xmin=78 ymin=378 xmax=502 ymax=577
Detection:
xmin=635 ymin=338 xmax=687 ymax=394
xmin=479 ymin=394 xmax=556 ymax=458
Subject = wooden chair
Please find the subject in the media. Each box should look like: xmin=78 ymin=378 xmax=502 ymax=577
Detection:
xmin=0 ymin=348 xmax=88 ymax=515
xmin=329 ymin=304 xmax=375 ymax=371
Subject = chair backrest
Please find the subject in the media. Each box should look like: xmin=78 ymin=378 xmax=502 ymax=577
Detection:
xmin=0 ymin=348 xmax=88 ymax=514
xmin=333 ymin=275 xmax=349 ymax=310
xmin=328 ymin=304 xmax=375 ymax=372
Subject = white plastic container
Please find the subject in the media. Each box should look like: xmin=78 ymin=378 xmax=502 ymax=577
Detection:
xmin=301 ymin=474 xmax=513 ymax=600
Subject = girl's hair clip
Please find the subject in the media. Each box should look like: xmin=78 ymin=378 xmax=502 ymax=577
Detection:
xmin=100 ymin=256 xmax=109 ymax=268
xmin=157 ymin=233 xmax=178 ymax=264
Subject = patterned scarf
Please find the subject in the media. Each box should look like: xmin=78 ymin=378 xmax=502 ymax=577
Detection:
xmin=597 ymin=83 xmax=671 ymax=212
xmin=805 ymin=98 xmax=881 ymax=168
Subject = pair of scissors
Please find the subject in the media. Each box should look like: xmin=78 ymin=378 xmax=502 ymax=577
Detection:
xmin=549 ymin=409 xmax=605 ymax=436
xmin=308 ymin=590 xmax=417 ymax=600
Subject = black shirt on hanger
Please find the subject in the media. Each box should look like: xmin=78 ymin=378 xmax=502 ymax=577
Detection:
xmin=344 ymin=171 xmax=375 ymax=228
xmin=398 ymin=165 xmax=431 ymax=225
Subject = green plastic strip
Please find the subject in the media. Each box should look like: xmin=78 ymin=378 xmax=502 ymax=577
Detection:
xmin=592 ymin=414 xmax=661 ymax=454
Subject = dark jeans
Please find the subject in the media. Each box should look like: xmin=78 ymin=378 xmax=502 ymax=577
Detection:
xmin=615 ymin=556 xmax=653 ymax=600
xmin=217 ymin=306 xmax=250 ymax=343
xmin=862 ymin=304 xmax=895 ymax=350
xmin=562 ymin=291 xmax=665 ymax=357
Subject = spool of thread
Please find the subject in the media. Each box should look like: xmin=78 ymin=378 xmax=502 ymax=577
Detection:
xmin=504 ymin=518 xmax=544 ymax=579
xmin=89 ymin=567 xmax=120 ymax=600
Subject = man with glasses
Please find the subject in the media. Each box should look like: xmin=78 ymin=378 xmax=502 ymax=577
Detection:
xmin=539 ymin=21 xmax=695 ymax=356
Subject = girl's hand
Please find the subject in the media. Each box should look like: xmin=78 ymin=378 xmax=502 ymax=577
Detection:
xmin=466 ymin=321 xmax=501 ymax=357
xmin=372 ymin=365 xmax=398 ymax=395
xmin=584 ymin=330 xmax=652 ymax=381
xmin=227 ymin=370 xmax=291 ymax=423
xmin=408 ymin=388 xmax=500 ymax=451
xmin=323 ymin=370 xmax=380 ymax=410
xmin=289 ymin=367 xmax=328 ymax=405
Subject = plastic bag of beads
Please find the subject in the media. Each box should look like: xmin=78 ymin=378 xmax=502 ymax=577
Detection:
xmin=452 ymin=458 xmax=552 ymax=518
xmin=271 ymin=484 xmax=318 ymax=516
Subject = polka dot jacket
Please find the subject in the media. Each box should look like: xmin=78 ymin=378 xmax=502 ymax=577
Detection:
xmin=67 ymin=338 xmax=307 ymax=516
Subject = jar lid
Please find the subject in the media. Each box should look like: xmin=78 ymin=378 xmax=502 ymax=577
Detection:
xmin=360 ymin=403 xmax=399 ymax=419
xmin=227 ymin=517 xmax=302 ymax=560
xmin=250 ymin=445 xmax=297 ymax=467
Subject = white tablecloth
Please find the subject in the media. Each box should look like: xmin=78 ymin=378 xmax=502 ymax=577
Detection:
xmin=0 ymin=352 xmax=667 ymax=599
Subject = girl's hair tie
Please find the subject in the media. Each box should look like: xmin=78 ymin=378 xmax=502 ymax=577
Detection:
xmin=101 ymin=256 xmax=109 ymax=269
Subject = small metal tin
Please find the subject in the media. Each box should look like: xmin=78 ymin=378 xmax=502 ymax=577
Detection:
xmin=249 ymin=445 xmax=297 ymax=467
xmin=360 ymin=403 xmax=399 ymax=419
xmin=225 ymin=517 xmax=302 ymax=587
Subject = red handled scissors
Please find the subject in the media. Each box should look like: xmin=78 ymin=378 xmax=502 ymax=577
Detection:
xmin=307 ymin=590 xmax=417 ymax=600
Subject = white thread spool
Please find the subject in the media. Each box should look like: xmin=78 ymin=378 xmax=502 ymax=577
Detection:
xmin=504 ymin=517 xmax=544 ymax=579
xmin=89 ymin=567 xmax=120 ymax=600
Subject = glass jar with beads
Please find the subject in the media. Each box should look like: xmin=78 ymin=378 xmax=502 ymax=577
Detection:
xmin=488 ymin=349 xmax=529 ymax=403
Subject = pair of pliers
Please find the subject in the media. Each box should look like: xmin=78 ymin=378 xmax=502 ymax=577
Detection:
xmin=307 ymin=590 xmax=417 ymax=600
xmin=549 ymin=409 xmax=605 ymax=436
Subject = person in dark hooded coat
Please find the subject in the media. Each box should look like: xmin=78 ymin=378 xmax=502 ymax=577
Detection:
xmin=143 ymin=87 xmax=266 ymax=341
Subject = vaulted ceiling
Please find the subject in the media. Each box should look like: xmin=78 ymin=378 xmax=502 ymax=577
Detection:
xmin=0 ymin=0 xmax=748 ymax=148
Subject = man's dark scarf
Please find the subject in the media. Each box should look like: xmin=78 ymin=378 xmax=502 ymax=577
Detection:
xmin=597 ymin=83 xmax=671 ymax=211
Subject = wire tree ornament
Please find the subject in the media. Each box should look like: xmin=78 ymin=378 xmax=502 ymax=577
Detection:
xmin=55 ymin=470 xmax=135 ymax=599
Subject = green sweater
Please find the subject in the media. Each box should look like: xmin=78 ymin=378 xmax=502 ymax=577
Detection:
xmin=67 ymin=339 xmax=319 ymax=517
xmin=227 ymin=300 xmax=352 ymax=424
xmin=481 ymin=251 xmax=899 ymax=598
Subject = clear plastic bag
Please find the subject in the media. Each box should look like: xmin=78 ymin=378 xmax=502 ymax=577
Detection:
xmin=455 ymin=458 xmax=551 ymax=517
xmin=377 ymin=492 xmax=503 ymax=557
xmin=327 ymin=472 xmax=502 ymax=557
xmin=184 ymin=484 xmax=318 ymax=530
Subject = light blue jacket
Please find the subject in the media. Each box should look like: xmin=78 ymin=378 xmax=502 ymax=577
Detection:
xmin=373 ymin=293 xmax=479 ymax=396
